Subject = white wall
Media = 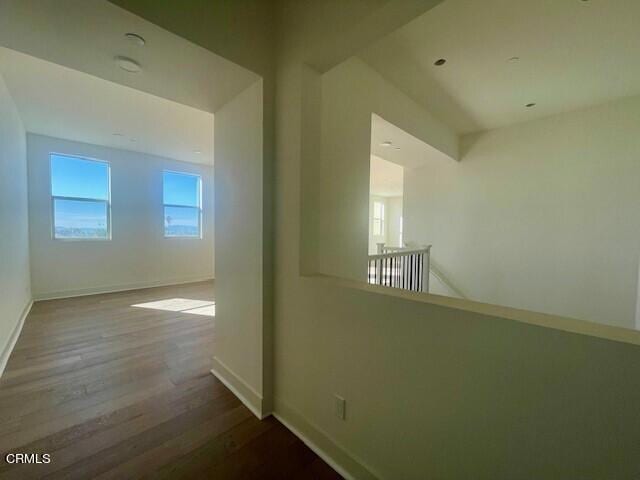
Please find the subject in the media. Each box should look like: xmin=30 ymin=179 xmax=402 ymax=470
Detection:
xmin=317 ymin=57 xmax=457 ymax=281
xmin=275 ymin=2 xmax=640 ymax=479
xmin=26 ymin=134 xmax=214 ymax=299
xmin=404 ymin=95 xmax=640 ymax=329
xmin=212 ymin=80 xmax=268 ymax=417
xmin=0 ymin=74 xmax=30 ymax=370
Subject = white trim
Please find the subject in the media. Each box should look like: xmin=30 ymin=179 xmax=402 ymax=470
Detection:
xmin=0 ymin=300 xmax=33 ymax=378
xmin=33 ymin=276 xmax=214 ymax=301
xmin=273 ymin=399 xmax=378 ymax=480
xmin=210 ymin=356 xmax=267 ymax=420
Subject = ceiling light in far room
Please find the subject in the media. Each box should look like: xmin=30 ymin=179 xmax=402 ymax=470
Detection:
xmin=526 ymin=103 xmax=536 ymax=108
xmin=114 ymin=56 xmax=142 ymax=73
xmin=434 ymin=58 xmax=447 ymax=66
xmin=380 ymin=141 xmax=393 ymax=147
xmin=125 ymin=33 xmax=146 ymax=46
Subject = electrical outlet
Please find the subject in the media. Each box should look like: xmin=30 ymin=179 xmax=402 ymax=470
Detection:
xmin=334 ymin=394 xmax=346 ymax=420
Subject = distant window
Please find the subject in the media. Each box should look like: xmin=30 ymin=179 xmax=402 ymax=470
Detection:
xmin=373 ymin=200 xmax=385 ymax=236
xmin=50 ymin=154 xmax=111 ymax=240
xmin=163 ymin=171 xmax=202 ymax=238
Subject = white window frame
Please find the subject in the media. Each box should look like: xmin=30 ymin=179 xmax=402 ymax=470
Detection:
xmin=372 ymin=200 xmax=385 ymax=236
xmin=163 ymin=170 xmax=203 ymax=239
xmin=50 ymin=153 xmax=112 ymax=241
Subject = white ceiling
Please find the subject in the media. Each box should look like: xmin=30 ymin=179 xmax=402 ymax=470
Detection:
xmin=0 ymin=48 xmax=214 ymax=165
xmin=0 ymin=0 xmax=261 ymax=166
xmin=370 ymin=155 xmax=403 ymax=198
xmin=0 ymin=0 xmax=259 ymax=114
xmin=371 ymin=114 xmax=453 ymax=170
xmin=360 ymin=0 xmax=640 ymax=134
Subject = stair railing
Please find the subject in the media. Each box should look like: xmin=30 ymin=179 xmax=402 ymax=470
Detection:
xmin=368 ymin=245 xmax=431 ymax=292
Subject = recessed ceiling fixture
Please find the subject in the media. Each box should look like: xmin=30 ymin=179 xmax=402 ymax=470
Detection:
xmin=434 ymin=58 xmax=447 ymax=66
xmin=114 ymin=56 xmax=142 ymax=73
xmin=380 ymin=141 xmax=393 ymax=147
xmin=125 ymin=33 xmax=146 ymax=46
xmin=526 ymin=103 xmax=536 ymax=108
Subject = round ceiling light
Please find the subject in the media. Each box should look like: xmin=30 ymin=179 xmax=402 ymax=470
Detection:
xmin=115 ymin=56 xmax=142 ymax=73
xmin=434 ymin=58 xmax=447 ymax=66
xmin=125 ymin=33 xmax=146 ymax=46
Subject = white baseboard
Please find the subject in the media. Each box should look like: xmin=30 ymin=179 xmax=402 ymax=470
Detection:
xmin=273 ymin=399 xmax=378 ymax=480
xmin=0 ymin=299 xmax=33 ymax=379
xmin=210 ymin=356 xmax=267 ymax=420
xmin=33 ymin=276 xmax=214 ymax=301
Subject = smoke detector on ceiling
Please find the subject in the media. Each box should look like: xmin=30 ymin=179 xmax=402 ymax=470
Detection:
xmin=125 ymin=33 xmax=146 ymax=46
xmin=114 ymin=56 xmax=142 ymax=73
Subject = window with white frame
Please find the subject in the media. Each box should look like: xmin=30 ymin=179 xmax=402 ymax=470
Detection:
xmin=50 ymin=154 xmax=111 ymax=240
xmin=372 ymin=200 xmax=385 ymax=236
xmin=163 ymin=171 xmax=202 ymax=238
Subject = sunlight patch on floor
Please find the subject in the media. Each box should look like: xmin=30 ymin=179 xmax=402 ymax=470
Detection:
xmin=132 ymin=298 xmax=216 ymax=317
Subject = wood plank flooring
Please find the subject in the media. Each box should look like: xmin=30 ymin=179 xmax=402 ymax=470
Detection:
xmin=0 ymin=281 xmax=341 ymax=479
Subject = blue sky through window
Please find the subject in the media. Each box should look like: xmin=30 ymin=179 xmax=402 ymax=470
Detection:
xmin=51 ymin=154 xmax=109 ymax=200
xmin=54 ymin=199 xmax=107 ymax=229
xmin=163 ymin=171 xmax=200 ymax=207
xmin=50 ymin=154 xmax=110 ymax=239
xmin=163 ymin=171 xmax=201 ymax=237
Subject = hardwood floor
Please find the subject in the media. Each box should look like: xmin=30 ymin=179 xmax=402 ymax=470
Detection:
xmin=0 ymin=281 xmax=341 ymax=479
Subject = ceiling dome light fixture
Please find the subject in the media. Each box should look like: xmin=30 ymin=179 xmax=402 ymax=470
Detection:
xmin=434 ymin=58 xmax=447 ymax=66
xmin=125 ymin=32 xmax=146 ymax=46
xmin=115 ymin=56 xmax=142 ymax=73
